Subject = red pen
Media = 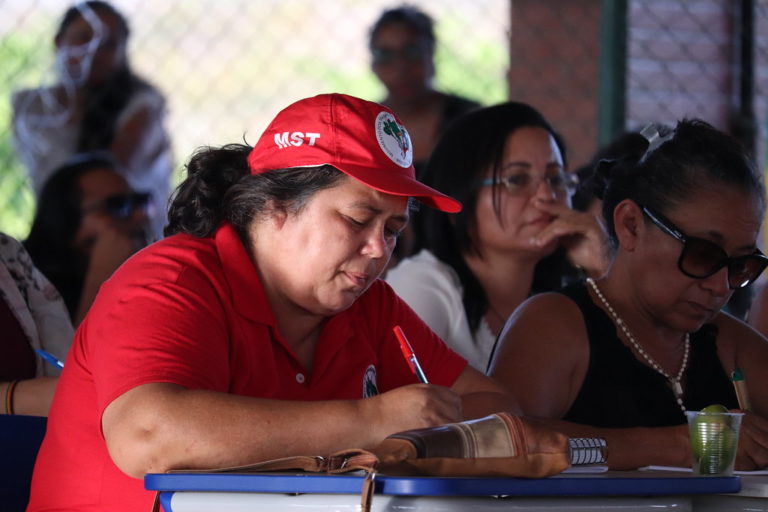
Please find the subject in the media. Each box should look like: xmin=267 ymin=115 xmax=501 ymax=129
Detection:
xmin=393 ymin=325 xmax=429 ymax=383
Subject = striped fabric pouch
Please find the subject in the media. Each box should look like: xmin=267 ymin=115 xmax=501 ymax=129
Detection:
xmin=372 ymin=412 xmax=585 ymax=478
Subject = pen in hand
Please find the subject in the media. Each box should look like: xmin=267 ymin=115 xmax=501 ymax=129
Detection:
xmin=393 ymin=325 xmax=428 ymax=384
xmin=731 ymin=367 xmax=751 ymax=411
xmin=35 ymin=348 xmax=65 ymax=369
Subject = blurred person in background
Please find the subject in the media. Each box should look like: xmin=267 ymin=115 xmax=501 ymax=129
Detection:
xmin=369 ymin=5 xmax=480 ymax=264
xmin=24 ymin=153 xmax=152 ymax=326
xmin=369 ymin=5 xmax=479 ymax=175
xmin=386 ymin=102 xmax=609 ymax=372
xmin=11 ymin=0 xmax=172 ymax=239
xmin=0 ymin=232 xmax=73 ymax=417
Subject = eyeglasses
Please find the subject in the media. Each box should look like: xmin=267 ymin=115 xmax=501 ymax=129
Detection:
xmin=371 ymin=43 xmax=427 ymax=65
xmin=641 ymin=206 xmax=768 ymax=289
xmin=481 ymin=171 xmax=579 ymax=196
xmin=82 ymin=192 xmax=153 ymax=220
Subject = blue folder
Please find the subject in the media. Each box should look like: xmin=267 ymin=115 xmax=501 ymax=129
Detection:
xmin=145 ymin=470 xmax=741 ymax=502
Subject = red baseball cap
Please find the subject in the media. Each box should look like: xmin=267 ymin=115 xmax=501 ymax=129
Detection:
xmin=247 ymin=93 xmax=461 ymax=213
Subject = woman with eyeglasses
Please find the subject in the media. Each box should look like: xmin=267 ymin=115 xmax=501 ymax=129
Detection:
xmin=488 ymin=119 xmax=768 ymax=470
xmin=386 ymin=102 xmax=609 ymax=372
xmin=25 ymin=153 xmax=151 ymax=325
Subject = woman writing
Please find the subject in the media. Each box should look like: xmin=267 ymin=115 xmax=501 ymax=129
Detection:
xmin=386 ymin=102 xmax=609 ymax=371
xmin=489 ymin=120 xmax=768 ymax=469
xmin=28 ymin=94 xmax=518 ymax=511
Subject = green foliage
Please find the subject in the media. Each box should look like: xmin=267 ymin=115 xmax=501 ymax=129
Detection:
xmin=0 ymin=4 xmax=509 ymax=241
xmin=434 ymin=12 xmax=507 ymax=105
xmin=0 ymin=32 xmax=47 ymax=240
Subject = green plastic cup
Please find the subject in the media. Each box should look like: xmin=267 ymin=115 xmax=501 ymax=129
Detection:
xmin=686 ymin=410 xmax=743 ymax=476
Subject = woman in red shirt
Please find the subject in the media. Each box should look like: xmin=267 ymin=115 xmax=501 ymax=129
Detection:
xmin=28 ymin=94 xmax=519 ymax=511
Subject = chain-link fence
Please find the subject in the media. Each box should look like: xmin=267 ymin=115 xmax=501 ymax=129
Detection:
xmin=508 ymin=0 xmax=603 ymax=169
xmin=625 ymin=0 xmax=768 ymax=162
xmin=3 ymin=0 xmax=768 ymax=243
xmin=0 ymin=0 xmax=510 ymax=239
xmin=508 ymin=0 xmax=768 ymax=172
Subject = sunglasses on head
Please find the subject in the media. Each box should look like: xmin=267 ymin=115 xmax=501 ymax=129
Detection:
xmin=641 ymin=205 xmax=768 ymax=289
xmin=83 ymin=192 xmax=152 ymax=220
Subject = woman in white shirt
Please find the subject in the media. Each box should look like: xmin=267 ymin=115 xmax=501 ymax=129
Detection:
xmin=386 ymin=102 xmax=608 ymax=371
xmin=12 ymin=1 xmax=172 ymax=238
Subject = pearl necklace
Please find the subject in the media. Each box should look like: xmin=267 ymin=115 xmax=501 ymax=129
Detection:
xmin=586 ymin=278 xmax=690 ymax=414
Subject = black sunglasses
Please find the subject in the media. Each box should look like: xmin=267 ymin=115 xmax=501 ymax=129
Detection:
xmin=82 ymin=192 xmax=152 ymax=220
xmin=641 ymin=206 xmax=768 ymax=289
xmin=371 ymin=43 xmax=427 ymax=65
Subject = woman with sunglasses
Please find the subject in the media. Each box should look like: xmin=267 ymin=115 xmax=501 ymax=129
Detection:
xmin=25 ymin=152 xmax=151 ymax=325
xmin=489 ymin=119 xmax=768 ymax=470
xmin=386 ymin=102 xmax=610 ymax=372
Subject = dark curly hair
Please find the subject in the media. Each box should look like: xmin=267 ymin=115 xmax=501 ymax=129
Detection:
xmin=592 ymin=119 xmax=765 ymax=249
xmin=165 ymin=144 xmax=345 ymax=242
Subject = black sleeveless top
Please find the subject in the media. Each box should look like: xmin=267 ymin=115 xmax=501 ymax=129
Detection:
xmin=560 ymin=282 xmax=738 ymax=427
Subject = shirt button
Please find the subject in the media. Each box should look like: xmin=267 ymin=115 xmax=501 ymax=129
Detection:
xmin=296 ymin=373 xmax=305 ymax=384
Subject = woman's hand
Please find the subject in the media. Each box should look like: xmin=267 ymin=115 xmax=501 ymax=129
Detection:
xmin=360 ymin=384 xmax=463 ymax=440
xmin=530 ymin=202 xmax=610 ymax=278
xmin=734 ymin=411 xmax=768 ymax=470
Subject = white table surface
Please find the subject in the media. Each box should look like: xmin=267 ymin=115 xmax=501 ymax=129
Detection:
xmin=166 ymin=491 xmax=692 ymax=512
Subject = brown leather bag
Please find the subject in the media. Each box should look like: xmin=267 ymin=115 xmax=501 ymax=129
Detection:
xmin=151 ymin=413 xmax=605 ymax=512
xmin=162 ymin=413 xmax=577 ymax=477
xmin=371 ymin=412 xmax=573 ymax=477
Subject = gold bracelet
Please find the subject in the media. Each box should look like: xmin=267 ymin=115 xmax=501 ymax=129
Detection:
xmin=5 ymin=380 xmax=19 ymax=415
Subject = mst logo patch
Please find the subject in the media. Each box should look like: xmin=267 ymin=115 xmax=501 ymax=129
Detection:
xmin=375 ymin=111 xmax=412 ymax=168
xmin=273 ymin=131 xmax=321 ymax=148
xmin=362 ymin=364 xmax=379 ymax=397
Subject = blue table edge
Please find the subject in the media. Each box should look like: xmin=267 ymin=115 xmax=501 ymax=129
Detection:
xmin=145 ymin=471 xmax=741 ymax=497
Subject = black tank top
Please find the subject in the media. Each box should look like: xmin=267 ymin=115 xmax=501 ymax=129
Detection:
xmin=560 ymin=282 xmax=738 ymax=427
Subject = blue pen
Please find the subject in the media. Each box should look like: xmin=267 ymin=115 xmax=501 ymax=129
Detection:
xmin=34 ymin=348 xmax=65 ymax=369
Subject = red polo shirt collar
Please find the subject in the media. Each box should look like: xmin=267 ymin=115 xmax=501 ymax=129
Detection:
xmin=214 ymin=222 xmax=355 ymax=376
xmin=215 ymin=222 xmax=275 ymax=326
